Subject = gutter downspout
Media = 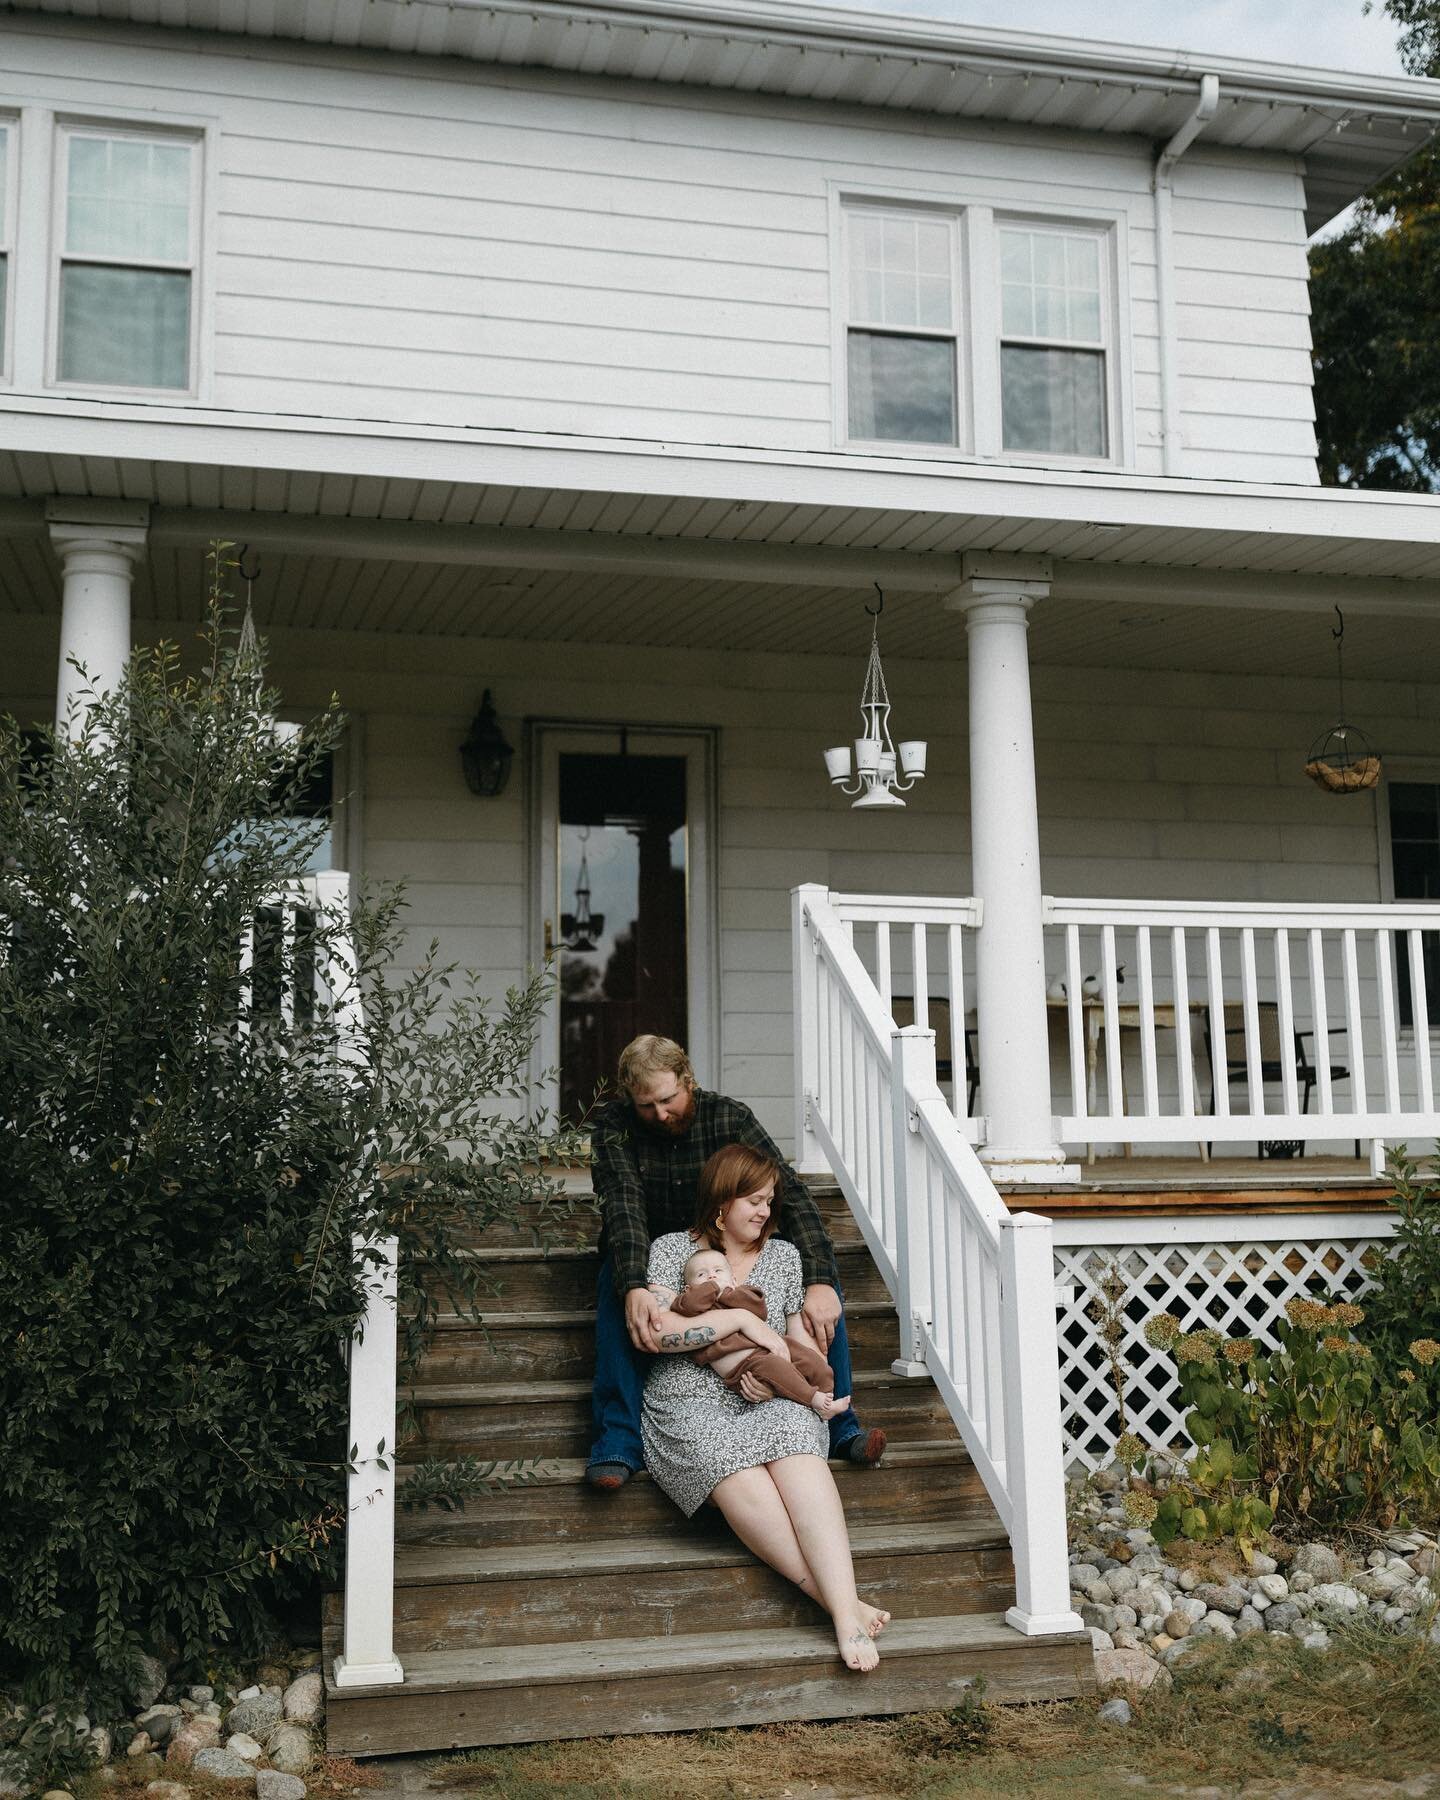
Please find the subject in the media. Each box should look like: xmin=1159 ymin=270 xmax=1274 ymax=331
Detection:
xmin=1153 ymin=72 xmax=1220 ymax=477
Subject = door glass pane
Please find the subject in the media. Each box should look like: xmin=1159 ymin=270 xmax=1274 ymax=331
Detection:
xmin=558 ymin=753 xmax=688 ymax=1124
xmin=848 ymin=331 xmax=956 ymax=444
xmin=1001 ymin=344 xmax=1106 ymax=455
xmin=1389 ymin=782 xmax=1440 ymax=1027
xmin=58 ymin=264 xmax=191 ymax=388
xmin=66 ymin=135 xmax=191 ymax=261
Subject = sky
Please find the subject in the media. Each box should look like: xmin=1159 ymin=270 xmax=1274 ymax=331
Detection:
xmin=826 ymin=0 xmax=1410 ymax=80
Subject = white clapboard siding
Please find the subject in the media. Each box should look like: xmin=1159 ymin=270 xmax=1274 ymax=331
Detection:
xmin=5 ymin=608 xmax=1433 ymax=1153
xmin=2 ymin=16 xmax=1314 ymax=480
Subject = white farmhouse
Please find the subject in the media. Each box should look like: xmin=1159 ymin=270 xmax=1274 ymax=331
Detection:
xmin=3 ymin=0 xmax=1440 ymax=1751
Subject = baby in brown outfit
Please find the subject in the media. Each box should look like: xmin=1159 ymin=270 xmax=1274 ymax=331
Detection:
xmin=673 ymin=1248 xmax=851 ymax=1421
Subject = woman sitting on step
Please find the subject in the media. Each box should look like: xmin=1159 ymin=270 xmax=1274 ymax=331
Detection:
xmin=640 ymin=1142 xmax=892 ymax=1673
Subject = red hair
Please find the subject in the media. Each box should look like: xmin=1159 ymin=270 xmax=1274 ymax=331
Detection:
xmin=690 ymin=1143 xmax=781 ymax=1251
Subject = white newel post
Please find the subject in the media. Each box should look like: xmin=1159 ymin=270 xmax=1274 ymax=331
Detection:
xmin=332 ymin=1233 xmax=405 ymax=1689
xmin=890 ymin=1026 xmax=937 ymax=1376
xmin=999 ymin=1212 xmax=1085 ymax=1636
xmin=48 ymin=502 xmax=149 ymax=736
xmin=946 ymin=556 xmax=1076 ymax=1182
xmin=791 ymin=883 xmax=829 ymax=1175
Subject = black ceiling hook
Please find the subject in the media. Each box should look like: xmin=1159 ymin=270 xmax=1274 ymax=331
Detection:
xmin=1332 ymin=604 xmax=1344 ymax=642
xmin=865 ymin=581 xmax=885 ymax=619
xmin=237 ymin=544 xmax=262 ymax=584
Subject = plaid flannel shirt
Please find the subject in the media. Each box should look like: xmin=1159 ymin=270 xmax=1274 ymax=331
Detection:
xmin=590 ymin=1087 xmax=840 ymax=1301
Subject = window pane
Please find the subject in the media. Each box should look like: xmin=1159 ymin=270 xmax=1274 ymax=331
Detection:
xmin=59 ymin=264 xmax=191 ymax=388
xmin=849 ymin=331 xmax=956 ymax=444
xmin=0 ymin=257 xmax=6 ymax=342
xmin=1001 ymin=345 xmax=1106 ymax=455
xmin=0 ymin=128 xmax=8 ymax=239
xmin=848 ymin=211 xmax=951 ymax=329
xmin=1389 ymin=782 xmax=1440 ymax=844
xmin=66 ymin=136 xmax=191 ymax=262
xmin=1000 ymin=226 xmax=1103 ymax=345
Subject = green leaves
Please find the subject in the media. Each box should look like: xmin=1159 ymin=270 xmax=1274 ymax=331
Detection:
xmin=0 ymin=555 xmax=583 ymax=1705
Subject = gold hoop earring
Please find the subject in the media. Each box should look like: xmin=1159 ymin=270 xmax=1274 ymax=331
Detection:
xmin=715 ymin=1214 xmax=724 ymax=1230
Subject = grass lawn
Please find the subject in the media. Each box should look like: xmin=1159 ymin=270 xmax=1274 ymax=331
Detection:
xmin=412 ymin=1622 xmax=1440 ymax=1800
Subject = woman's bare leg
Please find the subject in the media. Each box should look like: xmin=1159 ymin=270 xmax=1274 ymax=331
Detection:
xmin=709 ymin=1465 xmax=825 ymax=1610
xmin=767 ymin=1455 xmax=883 ymax=1671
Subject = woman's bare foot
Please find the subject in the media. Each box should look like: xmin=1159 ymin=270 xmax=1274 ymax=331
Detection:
xmin=858 ymin=1600 xmax=891 ymax=1638
xmin=836 ymin=1619 xmax=880 ymax=1672
xmin=811 ymin=1392 xmax=852 ymax=1422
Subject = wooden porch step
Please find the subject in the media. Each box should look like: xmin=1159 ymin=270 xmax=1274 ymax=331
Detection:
xmin=325 ymin=1518 xmax=1016 ymax=1655
xmin=417 ymin=1298 xmax=902 ymax=1383
xmin=323 ymin=1611 xmax=1092 ymax=1754
xmin=393 ymin=1442 xmax=988 ymax=1545
xmin=402 ymin=1368 xmax=960 ymax=1461
xmin=451 ymin=1186 xmax=864 ymax=1252
xmin=426 ymin=1239 xmax=891 ymax=1310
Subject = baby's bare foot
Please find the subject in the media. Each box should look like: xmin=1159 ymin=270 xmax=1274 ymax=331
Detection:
xmin=836 ymin=1620 xmax=880 ymax=1672
xmin=811 ymin=1392 xmax=852 ymax=1421
xmin=858 ymin=1600 xmax=891 ymax=1638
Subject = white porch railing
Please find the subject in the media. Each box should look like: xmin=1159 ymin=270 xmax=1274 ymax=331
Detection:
xmin=1052 ymin=1210 xmax=1398 ymax=1470
xmin=793 ymin=884 xmax=1081 ymax=1638
xmin=1043 ymin=898 xmax=1440 ymax=1154
xmin=247 ymin=875 xmax=403 ymax=1689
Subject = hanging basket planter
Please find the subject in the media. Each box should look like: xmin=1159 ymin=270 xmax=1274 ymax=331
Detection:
xmin=1303 ymin=607 xmax=1381 ymax=795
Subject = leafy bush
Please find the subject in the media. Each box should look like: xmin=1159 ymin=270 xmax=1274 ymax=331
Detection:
xmin=1363 ymin=1149 xmax=1440 ymax=1404
xmin=0 ymin=549 xmax=578 ymax=1710
xmin=1139 ymin=1306 xmax=1440 ymax=1536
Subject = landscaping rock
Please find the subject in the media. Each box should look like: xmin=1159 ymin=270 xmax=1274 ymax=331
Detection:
xmin=127 ymin=1732 xmax=155 ymax=1758
xmin=192 ymin=1750 xmax=258 ymax=1786
xmin=1195 ymin=1581 xmax=1248 ymax=1616
xmin=1088 ymin=1628 xmax=1114 ymax=1651
xmin=1297 ymin=1625 xmax=1332 ymax=1651
xmin=1176 ymin=1569 xmax=1199 ymax=1591
xmin=138 ymin=1710 xmax=176 ymax=1746
xmin=1081 ymin=1602 xmax=1120 ymax=1635
xmin=225 ymin=1696 xmax=282 ymax=1741
xmin=1163 ymin=1610 xmax=1192 ymax=1639
xmin=254 ymin=1666 xmax=289 ymax=1692
xmin=1291 ymin=1543 xmax=1343 ymax=1584
xmin=1410 ymin=1547 xmax=1438 ymax=1579
xmin=1247 ymin=1552 xmax=1278 ymax=1575
xmin=290 ymin=1653 xmax=322 ymax=1674
xmin=1069 ymin=1563 xmax=1100 ymax=1588
xmin=1310 ymin=1582 xmax=1365 ymax=1615
xmin=129 ymin=1655 xmax=169 ymax=1714
xmin=1095 ymin=1647 xmax=1172 ymax=1693
xmin=41 ymin=1789 xmax=75 ymax=1799
xmin=235 ymin=1689 xmax=261 ymax=1704
xmin=1098 ymin=1697 xmax=1133 ymax=1726
xmin=146 ymin=1783 xmax=192 ymax=1800
xmin=255 ymin=1776 xmax=305 ymax=1800
xmin=86 ymin=1727 xmax=113 ymax=1765
xmin=167 ymin=1719 xmax=222 ymax=1768
xmin=263 ymin=1728 xmax=312 ymax=1777
xmin=1235 ymin=1606 xmax=1265 ymax=1637
xmin=1264 ymin=1601 xmax=1301 ymax=1632
xmin=225 ymin=1736 xmax=263 ymax=1764
xmin=1289 ymin=1570 xmax=1315 ymax=1593
xmin=1194 ymin=1612 xmax=1236 ymax=1640
xmin=280 ymin=1675 xmax=322 ymax=1729
xmin=186 ymin=1689 xmax=214 ymax=1707
xmin=1255 ymin=1574 xmax=1289 ymax=1602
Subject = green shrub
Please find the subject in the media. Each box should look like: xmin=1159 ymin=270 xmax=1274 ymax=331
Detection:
xmin=0 ymin=548 xmax=579 ymax=1710
xmin=1363 ymin=1148 xmax=1440 ymax=1406
xmin=1140 ymin=1305 xmax=1440 ymax=1536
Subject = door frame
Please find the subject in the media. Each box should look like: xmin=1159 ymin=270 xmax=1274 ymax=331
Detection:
xmin=525 ymin=717 xmax=720 ymax=1117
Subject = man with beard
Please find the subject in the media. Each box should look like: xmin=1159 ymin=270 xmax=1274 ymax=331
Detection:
xmin=585 ymin=1033 xmax=886 ymax=1488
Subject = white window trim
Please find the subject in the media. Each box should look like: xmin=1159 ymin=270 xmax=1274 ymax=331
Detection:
xmin=0 ymin=114 xmax=16 ymax=385
xmin=49 ymin=114 xmax=209 ymax=402
xmin=1375 ymin=756 xmax=1440 ymax=1048
xmin=829 ymin=181 xmax=1133 ymax=470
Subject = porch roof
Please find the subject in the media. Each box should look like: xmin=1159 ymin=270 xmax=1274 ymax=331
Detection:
xmin=10 ymin=0 xmax=1440 ymax=232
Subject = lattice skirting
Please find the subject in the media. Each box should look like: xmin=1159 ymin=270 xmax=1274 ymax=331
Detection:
xmin=1051 ymin=1216 xmax=1396 ymax=1472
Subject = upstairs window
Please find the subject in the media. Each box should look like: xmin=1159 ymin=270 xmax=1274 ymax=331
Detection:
xmin=845 ymin=209 xmax=958 ymax=446
xmin=999 ymin=224 xmax=1109 ymax=458
xmin=57 ymin=129 xmax=197 ymax=391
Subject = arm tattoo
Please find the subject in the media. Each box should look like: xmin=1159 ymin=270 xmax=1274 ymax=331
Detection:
xmin=659 ymin=1325 xmax=717 ymax=1350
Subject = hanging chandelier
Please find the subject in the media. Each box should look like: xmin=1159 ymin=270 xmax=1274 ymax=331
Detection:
xmin=560 ymin=827 xmax=605 ymax=952
xmin=822 ymin=587 xmax=927 ymax=809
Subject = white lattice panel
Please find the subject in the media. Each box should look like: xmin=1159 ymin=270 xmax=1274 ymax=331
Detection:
xmin=1052 ymin=1217 xmax=1395 ymax=1471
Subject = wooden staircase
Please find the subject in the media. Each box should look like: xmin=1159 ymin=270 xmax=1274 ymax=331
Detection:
xmin=323 ymin=1181 xmax=1091 ymax=1754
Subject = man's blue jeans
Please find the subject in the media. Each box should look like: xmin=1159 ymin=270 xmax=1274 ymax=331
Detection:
xmin=587 ymin=1257 xmax=863 ymax=1471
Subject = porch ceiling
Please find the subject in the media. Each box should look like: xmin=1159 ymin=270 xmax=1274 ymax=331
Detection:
xmin=5 ymin=531 xmax=1440 ymax=682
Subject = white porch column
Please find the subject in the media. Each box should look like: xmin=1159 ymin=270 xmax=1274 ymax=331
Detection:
xmin=48 ymin=500 xmax=149 ymax=735
xmin=946 ymin=554 xmax=1076 ymax=1183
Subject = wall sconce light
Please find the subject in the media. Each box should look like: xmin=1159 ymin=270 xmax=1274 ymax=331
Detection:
xmin=460 ymin=690 xmax=515 ymax=797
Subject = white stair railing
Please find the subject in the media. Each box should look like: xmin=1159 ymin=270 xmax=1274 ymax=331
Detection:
xmin=1043 ymin=897 xmax=1440 ymax=1158
xmin=793 ymin=884 xmax=1081 ymax=1638
xmin=242 ymin=874 xmax=403 ymax=1689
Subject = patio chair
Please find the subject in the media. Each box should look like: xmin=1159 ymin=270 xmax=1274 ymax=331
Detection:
xmin=1203 ymin=1001 xmax=1356 ymax=1157
xmin=889 ymin=995 xmax=981 ymax=1115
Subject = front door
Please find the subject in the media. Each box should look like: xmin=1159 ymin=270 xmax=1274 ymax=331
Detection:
xmin=531 ymin=725 xmax=715 ymax=1123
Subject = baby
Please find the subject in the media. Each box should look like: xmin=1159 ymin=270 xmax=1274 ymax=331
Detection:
xmin=673 ymin=1247 xmax=851 ymax=1422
